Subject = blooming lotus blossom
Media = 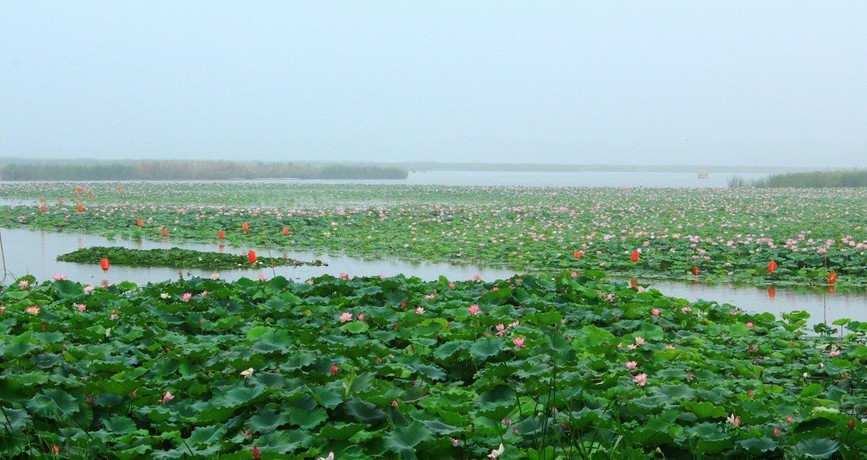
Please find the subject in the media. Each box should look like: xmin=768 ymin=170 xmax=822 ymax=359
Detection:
xmin=829 ymin=350 xmax=841 ymax=357
xmin=415 ymin=307 xmax=425 ymax=315
xmin=512 ymin=337 xmax=526 ymax=349
xmin=633 ymin=373 xmax=648 ymax=386
xmin=83 ymin=285 xmax=95 ymax=294
xmin=316 ymin=452 xmax=334 ymax=460
xmin=258 ymin=274 xmax=267 ymax=281
xmin=339 ymin=312 xmax=353 ymax=322
xmin=726 ymin=413 xmax=741 ymax=427
xmin=488 ymin=443 xmax=505 ymax=459
xmin=240 ymin=368 xmax=254 ymax=378
xmin=181 ymin=292 xmax=192 ymax=302
xmin=18 ymin=280 xmax=29 ymax=289
xmin=468 ymin=304 xmax=482 ymax=316
xmin=159 ymin=391 xmax=175 ymax=404
xmin=625 ymin=361 xmax=638 ymax=370
xmin=76 ymin=304 xmax=87 ymax=312
xmin=25 ymin=305 xmax=41 ymax=315
xmin=651 ymin=308 xmax=661 ymax=316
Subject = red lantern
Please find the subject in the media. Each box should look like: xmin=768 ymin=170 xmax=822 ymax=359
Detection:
xmin=242 ymin=222 xmax=249 ymax=233
xmin=573 ymin=250 xmax=583 ymax=259
xmin=828 ymin=272 xmax=837 ymax=285
xmin=690 ymin=265 xmax=699 ymax=276
xmin=218 ymin=230 xmax=225 ymax=240
xmin=76 ymin=186 xmax=84 ymax=193
xmin=40 ymin=204 xmax=47 ymax=213
xmin=248 ymin=250 xmax=257 ymax=264
xmin=100 ymin=258 xmax=110 ymax=271
xmin=768 ymin=261 xmax=777 ymax=273
xmin=630 ymin=251 xmax=640 ymax=263
xmin=282 ymin=226 xmax=289 ymax=236
xmin=136 ymin=219 xmax=143 ymax=227
xmin=77 ymin=204 xmax=84 ymax=213
xmin=630 ymin=278 xmax=638 ymax=288
xmin=162 ymin=227 xmax=169 ymax=237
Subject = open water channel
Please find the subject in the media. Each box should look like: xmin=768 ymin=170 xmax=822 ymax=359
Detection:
xmin=0 ymin=227 xmax=864 ymax=328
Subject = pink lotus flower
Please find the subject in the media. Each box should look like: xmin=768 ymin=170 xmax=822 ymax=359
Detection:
xmin=633 ymin=373 xmax=648 ymax=386
xmin=159 ymin=391 xmax=175 ymax=404
xmin=512 ymin=337 xmax=526 ymax=349
xmin=488 ymin=443 xmax=504 ymax=459
xmin=181 ymin=292 xmax=192 ymax=302
xmin=415 ymin=307 xmax=425 ymax=315
xmin=25 ymin=305 xmax=41 ymax=315
xmin=625 ymin=361 xmax=638 ymax=370
xmin=83 ymin=285 xmax=95 ymax=294
xmin=53 ymin=274 xmax=67 ymax=281
xmin=18 ymin=280 xmax=29 ymax=289
xmin=681 ymin=306 xmax=692 ymax=313
xmin=746 ymin=322 xmax=755 ymax=330
xmin=829 ymin=350 xmax=841 ymax=357
xmin=726 ymin=413 xmax=741 ymax=427
xmin=651 ymin=308 xmax=661 ymax=316
xmin=468 ymin=304 xmax=482 ymax=316
xmin=76 ymin=304 xmax=87 ymax=312
xmin=258 ymin=274 xmax=267 ymax=281
xmin=339 ymin=312 xmax=353 ymax=322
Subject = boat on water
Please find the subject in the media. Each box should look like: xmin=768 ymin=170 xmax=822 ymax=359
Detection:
xmin=697 ymin=170 xmax=709 ymax=179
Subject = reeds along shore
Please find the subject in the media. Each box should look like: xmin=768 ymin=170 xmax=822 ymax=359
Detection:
xmin=730 ymin=169 xmax=867 ymax=188
xmin=0 ymin=160 xmax=408 ymax=181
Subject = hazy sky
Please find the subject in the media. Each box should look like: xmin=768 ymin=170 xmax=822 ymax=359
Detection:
xmin=2 ymin=2 xmax=866 ymax=167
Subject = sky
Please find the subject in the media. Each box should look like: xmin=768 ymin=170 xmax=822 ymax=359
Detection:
xmin=1 ymin=1 xmax=866 ymax=168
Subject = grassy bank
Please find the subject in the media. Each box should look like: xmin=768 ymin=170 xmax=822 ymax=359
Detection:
xmin=729 ymin=169 xmax=867 ymax=188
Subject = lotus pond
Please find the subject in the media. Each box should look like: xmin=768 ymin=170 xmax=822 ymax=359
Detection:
xmin=2 ymin=271 xmax=867 ymax=458
xmin=1 ymin=182 xmax=867 ymax=458
xmin=0 ymin=182 xmax=865 ymax=287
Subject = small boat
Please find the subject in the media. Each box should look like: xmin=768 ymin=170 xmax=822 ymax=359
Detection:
xmin=697 ymin=170 xmax=709 ymax=179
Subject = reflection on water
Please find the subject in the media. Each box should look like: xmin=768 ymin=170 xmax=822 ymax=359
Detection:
xmin=0 ymin=228 xmax=513 ymax=286
xmin=0 ymin=228 xmax=864 ymax=326
xmin=636 ymin=279 xmax=867 ymax=327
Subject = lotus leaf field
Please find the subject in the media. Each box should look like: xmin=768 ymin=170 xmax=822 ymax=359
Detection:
xmin=1 ymin=182 xmax=867 ymax=458
xmin=2 ymin=271 xmax=867 ymax=458
xmin=56 ymin=247 xmax=324 ymax=271
xmin=0 ymin=182 xmax=866 ymax=286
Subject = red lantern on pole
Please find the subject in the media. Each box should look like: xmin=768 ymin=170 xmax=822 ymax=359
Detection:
xmin=162 ymin=227 xmax=169 ymax=237
xmin=242 ymin=222 xmax=249 ymax=233
xmin=248 ymin=250 xmax=257 ymax=264
xmin=828 ymin=272 xmax=837 ymax=285
xmin=282 ymin=226 xmax=289 ymax=236
xmin=77 ymin=204 xmax=84 ymax=213
xmin=767 ymin=261 xmax=777 ymax=273
xmin=136 ymin=219 xmax=143 ymax=227
xmin=690 ymin=265 xmax=699 ymax=276
xmin=100 ymin=258 xmax=110 ymax=271
xmin=630 ymin=251 xmax=640 ymax=263
xmin=573 ymin=250 xmax=583 ymax=260
xmin=218 ymin=230 xmax=225 ymax=240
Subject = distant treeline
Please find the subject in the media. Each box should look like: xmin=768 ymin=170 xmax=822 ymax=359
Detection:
xmin=0 ymin=160 xmax=408 ymax=181
xmin=729 ymin=169 xmax=867 ymax=188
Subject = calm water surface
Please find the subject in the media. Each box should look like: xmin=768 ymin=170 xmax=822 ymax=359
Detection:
xmin=1 ymin=228 xmax=862 ymax=327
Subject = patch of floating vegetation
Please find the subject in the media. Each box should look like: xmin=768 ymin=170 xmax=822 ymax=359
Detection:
xmin=56 ymin=246 xmax=325 ymax=270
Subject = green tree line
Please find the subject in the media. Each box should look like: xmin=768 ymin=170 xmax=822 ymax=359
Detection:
xmin=729 ymin=169 xmax=867 ymax=188
xmin=0 ymin=160 xmax=408 ymax=181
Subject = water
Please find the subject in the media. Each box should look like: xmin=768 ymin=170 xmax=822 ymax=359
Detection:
xmin=0 ymin=228 xmax=513 ymax=286
xmin=1 ymin=227 xmax=863 ymax=327
xmin=303 ymin=170 xmax=770 ymax=188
